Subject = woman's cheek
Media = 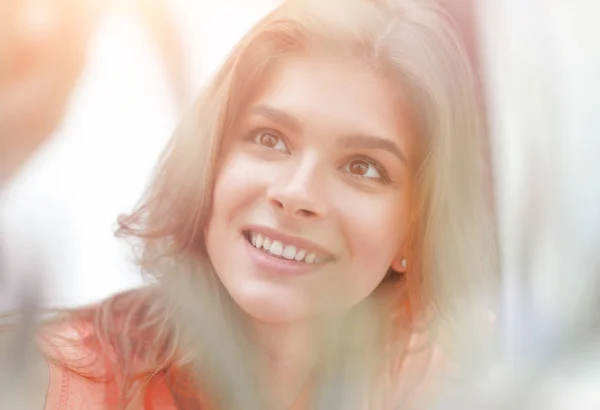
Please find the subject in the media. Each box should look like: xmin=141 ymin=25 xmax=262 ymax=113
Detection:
xmin=217 ymin=152 xmax=269 ymax=194
xmin=342 ymin=194 xmax=406 ymax=262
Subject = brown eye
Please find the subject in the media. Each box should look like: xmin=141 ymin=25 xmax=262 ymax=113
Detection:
xmin=340 ymin=157 xmax=389 ymax=183
xmin=259 ymin=133 xmax=278 ymax=148
xmin=349 ymin=159 xmax=369 ymax=176
xmin=253 ymin=131 xmax=289 ymax=153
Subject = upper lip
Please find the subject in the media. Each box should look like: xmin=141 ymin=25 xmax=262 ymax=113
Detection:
xmin=243 ymin=225 xmax=334 ymax=258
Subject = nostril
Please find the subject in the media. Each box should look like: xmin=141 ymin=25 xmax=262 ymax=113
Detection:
xmin=298 ymin=209 xmax=316 ymax=218
xmin=271 ymin=199 xmax=285 ymax=210
xmin=269 ymin=190 xmax=323 ymax=218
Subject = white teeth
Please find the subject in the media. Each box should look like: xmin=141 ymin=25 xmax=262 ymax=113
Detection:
xmin=269 ymin=240 xmax=283 ymax=256
xmin=247 ymin=231 xmax=324 ymax=264
xmin=255 ymin=234 xmax=264 ymax=248
xmin=282 ymin=245 xmax=297 ymax=260
xmin=294 ymin=249 xmax=306 ymax=261
xmin=263 ymin=237 xmax=272 ymax=251
xmin=305 ymin=252 xmax=317 ymax=264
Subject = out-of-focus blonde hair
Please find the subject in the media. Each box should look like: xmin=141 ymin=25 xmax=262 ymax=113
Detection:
xmin=41 ymin=0 xmax=497 ymax=408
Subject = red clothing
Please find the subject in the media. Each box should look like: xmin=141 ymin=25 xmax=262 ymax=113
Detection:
xmin=38 ymin=319 xmax=179 ymax=410
xmin=37 ymin=315 xmax=449 ymax=409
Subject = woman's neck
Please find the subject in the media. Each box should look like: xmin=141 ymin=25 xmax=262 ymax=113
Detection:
xmin=247 ymin=318 xmax=317 ymax=409
xmin=245 ymin=314 xmax=345 ymax=409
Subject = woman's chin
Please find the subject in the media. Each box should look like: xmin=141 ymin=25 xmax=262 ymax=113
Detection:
xmin=232 ymin=292 xmax=310 ymax=324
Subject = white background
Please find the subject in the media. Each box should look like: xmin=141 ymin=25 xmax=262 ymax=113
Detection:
xmin=0 ymin=1 xmax=276 ymax=310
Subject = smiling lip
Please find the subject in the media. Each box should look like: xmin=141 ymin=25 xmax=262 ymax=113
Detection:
xmin=241 ymin=225 xmax=333 ymax=259
xmin=241 ymin=225 xmax=333 ymax=274
xmin=243 ymin=238 xmax=321 ymax=275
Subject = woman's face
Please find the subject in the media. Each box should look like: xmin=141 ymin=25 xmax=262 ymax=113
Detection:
xmin=206 ymin=54 xmax=416 ymax=323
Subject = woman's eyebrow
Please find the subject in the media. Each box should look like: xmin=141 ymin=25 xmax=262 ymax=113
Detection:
xmin=338 ymin=134 xmax=408 ymax=166
xmin=249 ymin=104 xmax=407 ymax=166
xmin=249 ymin=104 xmax=303 ymax=133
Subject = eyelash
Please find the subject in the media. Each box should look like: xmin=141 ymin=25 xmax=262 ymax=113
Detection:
xmin=245 ymin=128 xmax=392 ymax=184
xmin=344 ymin=155 xmax=392 ymax=184
xmin=246 ymin=128 xmax=290 ymax=152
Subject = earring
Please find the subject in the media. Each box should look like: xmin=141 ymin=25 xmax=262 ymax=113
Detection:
xmin=401 ymin=258 xmax=407 ymax=269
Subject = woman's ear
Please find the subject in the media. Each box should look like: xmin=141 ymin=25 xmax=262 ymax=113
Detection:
xmin=391 ymin=254 xmax=407 ymax=274
xmin=391 ymin=229 xmax=412 ymax=276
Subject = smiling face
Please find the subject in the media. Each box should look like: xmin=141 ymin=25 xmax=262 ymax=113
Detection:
xmin=205 ymin=53 xmax=417 ymax=323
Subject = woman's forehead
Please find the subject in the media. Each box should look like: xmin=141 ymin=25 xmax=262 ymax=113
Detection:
xmin=244 ymin=53 xmax=417 ymax=147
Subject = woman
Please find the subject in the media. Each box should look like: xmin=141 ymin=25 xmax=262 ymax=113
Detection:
xmin=11 ymin=0 xmax=497 ymax=408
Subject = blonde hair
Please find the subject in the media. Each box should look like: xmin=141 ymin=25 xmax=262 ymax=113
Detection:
xmin=40 ymin=0 xmax=497 ymax=408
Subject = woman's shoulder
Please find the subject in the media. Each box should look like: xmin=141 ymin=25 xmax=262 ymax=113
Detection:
xmin=35 ymin=316 xmax=108 ymax=409
xmin=37 ymin=289 xmax=145 ymax=371
xmin=33 ymin=287 xmax=178 ymax=409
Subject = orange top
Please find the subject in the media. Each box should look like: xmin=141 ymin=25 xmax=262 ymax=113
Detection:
xmin=44 ymin=363 xmax=177 ymax=410
xmin=38 ymin=319 xmax=178 ymax=410
xmin=37 ymin=316 xmax=449 ymax=409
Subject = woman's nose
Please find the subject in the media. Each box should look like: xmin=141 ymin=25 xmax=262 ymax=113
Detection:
xmin=267 ymin=159 xmax=328 ymax=219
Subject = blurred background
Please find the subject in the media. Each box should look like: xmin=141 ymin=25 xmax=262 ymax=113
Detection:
xmin=0 ymin=0 xmax=277 ymax=310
